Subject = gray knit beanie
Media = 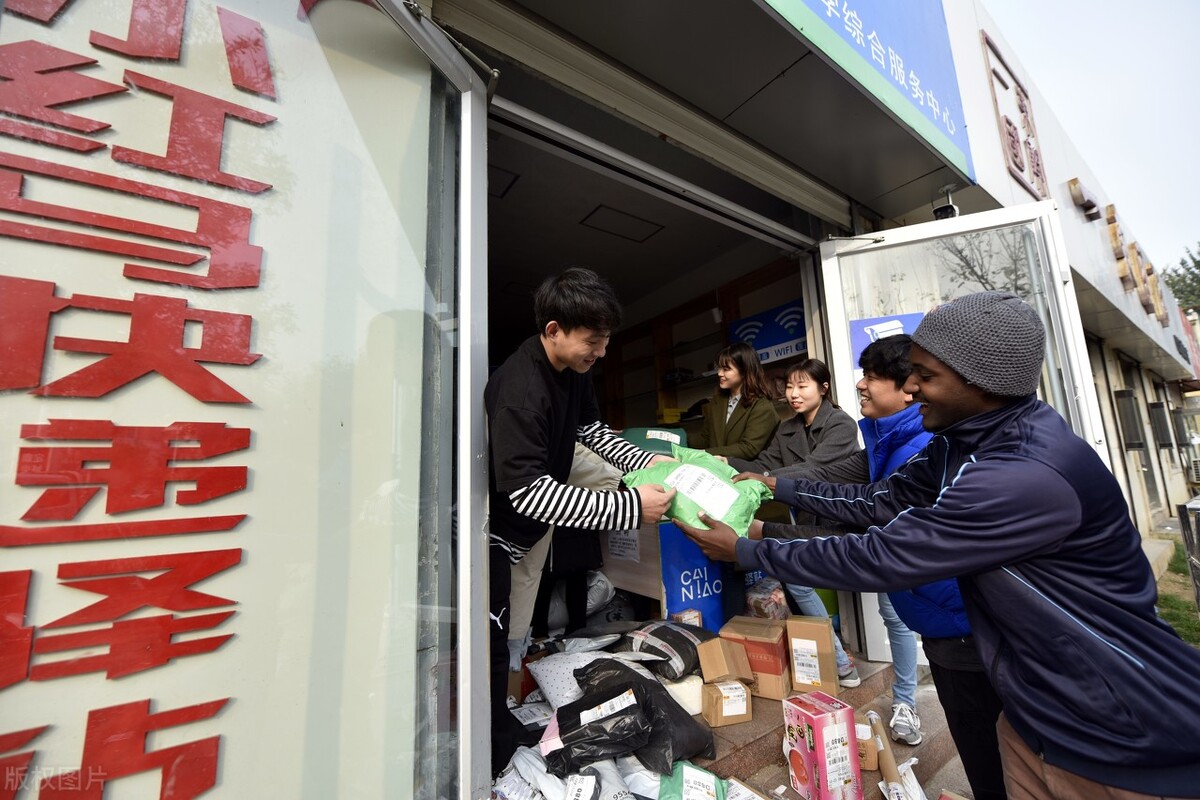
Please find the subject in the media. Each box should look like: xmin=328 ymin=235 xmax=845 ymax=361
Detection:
xmin=911 ymin=291 xmax=1045 ymax=397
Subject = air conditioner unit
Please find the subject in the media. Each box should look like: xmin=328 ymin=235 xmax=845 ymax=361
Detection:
xmin=1190 ymin=458 xmax=1200 ymax=484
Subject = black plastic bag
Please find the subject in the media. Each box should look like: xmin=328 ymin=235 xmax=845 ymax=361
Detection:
xmin=574 ymin=659 xmax=715 ymax=775
xmin=545 ymin=683 xmax=653 ymax=777
xmin=612 ymin=620 xmax=715 ymax=680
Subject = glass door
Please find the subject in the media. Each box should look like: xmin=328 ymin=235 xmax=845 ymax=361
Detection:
xmin=818 ymin=201 xmax=1106 ymax=663
xmin=819 ymin=200 xmax=1105 ymax=455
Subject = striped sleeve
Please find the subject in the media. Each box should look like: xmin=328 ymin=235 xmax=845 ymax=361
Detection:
xmin=508 ymin=474 xmax=643 ymax=532
xmin=577 ymin=420 xmax=657 ymax=472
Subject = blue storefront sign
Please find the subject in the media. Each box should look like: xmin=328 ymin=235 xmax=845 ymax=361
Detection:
xmin=759 ymin=0 xmax=974 ymax=180
xmin=848 ymin=312 xmax=926 ymax=365
xmin=731 ymin=300 xmax=806 ymax=364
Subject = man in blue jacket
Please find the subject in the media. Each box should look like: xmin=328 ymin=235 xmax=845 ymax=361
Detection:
xmin=749 ymin=333 xmax=1004 ymax=799
xmin=679 ymin=292 xmax=1200 ymax=798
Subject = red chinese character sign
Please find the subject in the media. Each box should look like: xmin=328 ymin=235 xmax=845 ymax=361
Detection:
xmin=1 ymin=0 xmax=442 ymax=795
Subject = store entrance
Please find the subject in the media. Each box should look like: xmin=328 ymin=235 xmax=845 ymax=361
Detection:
xmin=485 ymin=113 xmax=820 ymax=433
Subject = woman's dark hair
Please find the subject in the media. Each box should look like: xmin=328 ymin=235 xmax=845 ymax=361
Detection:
xmin=787 ymin=358 xmax=838 ymax=408
xmin=715 ymin=342 xmax=771 ymax=402
xmin=534 ymin=267 xmax=623 ymax=334
xmin=858 ymin=334 xmax=913 ymax=389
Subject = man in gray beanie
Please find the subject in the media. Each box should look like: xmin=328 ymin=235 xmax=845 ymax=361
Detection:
xmin=677 ymin=290 xmax=1200 ymax=799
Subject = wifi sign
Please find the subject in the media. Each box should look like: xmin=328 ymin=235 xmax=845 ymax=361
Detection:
xmin=775 ymin=307 xmax=804 ymax=334
xmin=730 ymin=301 xmax=807 ymax=364
xmin=734 ymin=320 xmax=764 ymax=343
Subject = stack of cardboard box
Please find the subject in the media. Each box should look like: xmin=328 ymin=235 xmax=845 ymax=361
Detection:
xmin=697 ymin=636 xmax=755 ymax=726
xmin=718 ymin=616 xmax=791 ymax=700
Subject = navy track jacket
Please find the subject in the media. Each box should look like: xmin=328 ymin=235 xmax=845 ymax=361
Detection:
xmin=736 ymin=395 xmax=1200 ymax=795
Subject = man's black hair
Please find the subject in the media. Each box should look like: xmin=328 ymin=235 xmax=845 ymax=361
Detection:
xmin=858 ymin=333 xmax=913 ymax=389
xmin=533 ymin=267 xmax=623 ymax=334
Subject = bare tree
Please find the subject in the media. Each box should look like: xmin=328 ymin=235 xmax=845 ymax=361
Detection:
xmin=934 ymin=228 xmax=1032 ymax=299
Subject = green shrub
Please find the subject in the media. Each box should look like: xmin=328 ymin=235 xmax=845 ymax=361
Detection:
xmin=1159 ymin=593 xmax=1200 ymax=646
xmin=1170 ymin=540 xmax=1188 ymax=576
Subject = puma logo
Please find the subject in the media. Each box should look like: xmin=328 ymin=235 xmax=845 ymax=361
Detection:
xmin=490 ymin=606 xmax=507 ymax=629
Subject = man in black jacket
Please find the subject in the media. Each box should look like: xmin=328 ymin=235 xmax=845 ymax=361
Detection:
xmin=678 ymin=292 xmax=1200 ymax=798
xmin=485 ymin=267 xmax=675 ymax=774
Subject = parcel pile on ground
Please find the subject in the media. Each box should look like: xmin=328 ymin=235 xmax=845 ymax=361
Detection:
xmin=494 ymin=607 xmax=920 ymax=800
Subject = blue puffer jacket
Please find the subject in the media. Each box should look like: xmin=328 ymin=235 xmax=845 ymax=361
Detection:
xmin=739 ymin=396 xmax=1200 ymax=795
xmin=863 ymin=405 xmax=969 ymax=639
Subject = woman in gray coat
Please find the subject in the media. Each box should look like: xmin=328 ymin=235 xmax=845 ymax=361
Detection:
xmin=728 ymin=358 xmax=864 ymax=686
xmin=727 ymin=358 xmax=860 ymax=479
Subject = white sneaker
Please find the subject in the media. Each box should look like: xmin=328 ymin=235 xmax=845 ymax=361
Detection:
xmin=889 ymin=702 xmax=922 ymax=745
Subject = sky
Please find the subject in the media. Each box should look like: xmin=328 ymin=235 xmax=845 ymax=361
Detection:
xmin=979 ymin=0 xmax=1200 ymax=270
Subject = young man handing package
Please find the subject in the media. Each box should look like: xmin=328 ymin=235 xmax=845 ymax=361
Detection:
xmin=485 ymin=267 xmax=675 ymax=774
xmin=676 ymin=291 xmax=1200 ymax=799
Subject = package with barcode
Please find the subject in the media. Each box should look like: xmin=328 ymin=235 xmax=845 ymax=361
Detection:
xmin=621 ymin=445 xmax=773 ymax=535
xmin=657 ymin=761 xmax=727 ymax=800
xmin=782 ymin=691 xmax=862 ymax=800
xmin=544 ymin=683 xmax=653 ymax=777
xmin=700 ymin=680 xmax=753 ymax=727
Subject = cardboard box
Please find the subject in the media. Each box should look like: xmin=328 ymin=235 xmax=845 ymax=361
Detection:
xmin=720 ymin=616 xmax=791 ymax=700
xmin=670 ymin=608 xmax=703 ymax=627
xmin=782 ymin=691 xmax=863 ymax=800
xmin=726 ymin=777 xmax=771 ymax=800
xmin=855 ymin=722 xmax=878 ymax=772
xmin=698 ymin=637 xmax=754 ymax=684
xmin=701 ymin=680 xmax=753 ymax=727
xmin=787 ymin=616 xmax=840 ymax=696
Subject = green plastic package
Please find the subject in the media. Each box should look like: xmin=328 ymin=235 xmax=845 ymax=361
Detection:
xmin=622 ymin=444 xmax=773 ymax=536
xmin=657 ymin=761 xmax=727 ymax=800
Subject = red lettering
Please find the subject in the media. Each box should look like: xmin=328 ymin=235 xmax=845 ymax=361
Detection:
xmin=0 ymin=515 xmax=245 ymax=548
xmin=0 ymin=572 xmax=34 ymax=691
xmin=19 ymin=289 xmax=261 ymax=403
xmin=217 ymin=7 xmax=276 ymax=99
xmin=0 ymin=41 xmax=125 ymax=151
xmin=48 ymin=549 xmax=241 ymax=628
xmin=0 ymin=725 xmax=50 ymax=800
xmin=0 ymin=153 xmax=264 ymax=289
xmin=112 ymin=71 xmax=275 ymax=193
xmin=32 ymin=610 xmax=235 ymax=680
xmin=38 ymin=697 xmax=228 ymax=799
xmin=0 ymin=276 xmax=69 ymax=390
xmin=17 ymin=420 xmax=251 ymax=520
xmin=3 ymin=0 xmax=74 ymax=25
xmin=90 ymin=0 xmax=187 ymax=61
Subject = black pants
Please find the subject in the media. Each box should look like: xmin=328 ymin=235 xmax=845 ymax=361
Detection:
xmin=489 ymin=541 xmax=519 ymax=776
xmin=531 ymin=569 xmax=588 ymax=638
xmin=928 ymin=659 xmax=1008 ymax=800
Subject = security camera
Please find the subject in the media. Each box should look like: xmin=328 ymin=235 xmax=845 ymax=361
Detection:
xmin=932 ymin=201 xmax=960 ymax=220
xmin=932 ymin=184 xmax=960 ymax=220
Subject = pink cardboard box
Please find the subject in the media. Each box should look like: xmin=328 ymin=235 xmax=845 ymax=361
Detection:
xmin=782 ymin=691 xmax=862 ymax=800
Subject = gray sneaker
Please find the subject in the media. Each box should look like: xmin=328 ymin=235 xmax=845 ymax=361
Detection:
xmin=889 ymin=702 xmax=922 ymax=745
xmin=837 ymin=664 xmax=861 ymax=688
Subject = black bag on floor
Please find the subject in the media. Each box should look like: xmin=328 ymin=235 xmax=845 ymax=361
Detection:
xmin=612 ymin=620 xmax=715 ymax=681
xmin=574 ymin=658 xmax=715 ymax=775
xmin=545 ymin=682 xmax=653 ymax=777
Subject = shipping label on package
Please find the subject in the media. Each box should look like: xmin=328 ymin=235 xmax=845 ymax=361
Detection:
xmin=716 ymin=680 xmax=748 ymax=716
xmin=665 ymin=464 xmax=739 ymax=518
xmin=681 ymin=763 xmax=720 ymax=800
xmin=579 ymin=688 xmax=637 ymax=724
xmin=791 ymin=636 xmax=822 ymax=686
